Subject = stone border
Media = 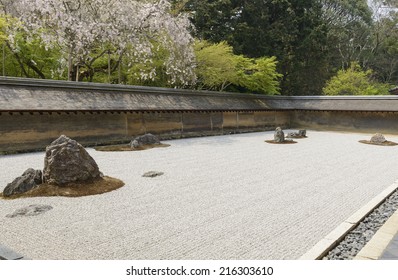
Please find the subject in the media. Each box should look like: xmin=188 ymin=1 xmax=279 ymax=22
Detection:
xmin=354 ymin=209 xmax=398 ymax=260
xmin=0 ymin=244 xmax=28 ymax=260
xmin=299 ymin=180 xmax=398 ymax=260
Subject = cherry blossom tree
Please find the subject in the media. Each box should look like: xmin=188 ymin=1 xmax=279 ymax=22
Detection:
xmin=2 ymin=0 xmax=196 ymax=85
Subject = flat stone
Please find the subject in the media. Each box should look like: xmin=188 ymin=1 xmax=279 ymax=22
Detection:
xmin=142 ymin=171 xmax=164 ymax=178
xmin=287 ymin=130 xmax=307 ymax=138
xmin=0 ymin=244 xmax=25 ymax=260
xmin=286 ymin=132 xmax=299 ymax=138
xmin=6 ymin=204 xmax=53 ymax=218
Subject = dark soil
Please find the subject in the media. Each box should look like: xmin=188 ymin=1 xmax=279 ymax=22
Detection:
xmin=358 ymin=140 xmax=398 ymax=146
xmin=0 ymin=176 xmax=125 ymax=199
xmin=265 ymin=140 xmax=297 ymax=144
xmin=95 ymin=143 xmax=170 ymax=152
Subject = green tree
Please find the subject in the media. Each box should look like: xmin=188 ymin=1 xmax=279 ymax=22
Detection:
xmin=322 ymin=0 xmax=373 ymax=69
xmin=237 ymin=56 xmax=282 ymax=95
xmin=368 ymin=15 xmax=398 ymax=84
xmin=194 ymin=40 xmax=241 ymax=91
xmin=322 ymin=62 xmax=390 ymax=95
xmin=194 ymin=40 xmax=282 ymax=94
xmin=184 ymin=0 xmax=236 ymax=42
xmin=185 ymin=0 xmax=330 ymax=95
xmin=0 ymin=15 xmax=62 ymax=79
xmin=365 ymin=1 xmax=398 ymax=85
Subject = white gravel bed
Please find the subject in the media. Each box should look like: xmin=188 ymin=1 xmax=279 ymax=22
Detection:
xmin=1 ymin=130 xmax=398 ymax=260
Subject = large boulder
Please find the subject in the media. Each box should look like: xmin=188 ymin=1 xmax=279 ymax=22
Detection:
xmin=370 ymin=133 xmax=387 ymax=144
xmin=2 ymin=168 xmax=43 ymax=197
xmin=131 ymin=133 xmax=161 ymax=149
xmin=43 ymin=135 xmax=101 ymax=185
xmin=274 ymin=127 xmax=285 ymax=143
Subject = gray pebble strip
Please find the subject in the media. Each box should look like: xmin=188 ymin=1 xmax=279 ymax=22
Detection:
xmin=324 ymin=187 xmax=398 ymax=260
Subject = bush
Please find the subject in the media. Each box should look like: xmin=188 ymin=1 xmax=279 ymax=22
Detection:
xmin=323 ymin=63 xmax=390 ymax=95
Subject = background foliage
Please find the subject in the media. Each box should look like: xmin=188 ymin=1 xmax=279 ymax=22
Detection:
xmin=322 ymin=62 xmax=390 ymax=95
xmin=0 ymin=0 xmax=397 ymax=96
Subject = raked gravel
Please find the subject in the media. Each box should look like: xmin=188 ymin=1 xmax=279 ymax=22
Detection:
xmin=1 ymin=131 xmax=398 ymax=260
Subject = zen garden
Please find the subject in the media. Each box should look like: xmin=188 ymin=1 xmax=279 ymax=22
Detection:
xmin=1 ymin=0 xmax=398 ymax=273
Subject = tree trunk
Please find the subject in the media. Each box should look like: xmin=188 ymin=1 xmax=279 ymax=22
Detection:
xmin=2 ymin=43 xmax=5 ymax=76
xmin=26 ymin=60 xmax=46 ymax=79
xmin=108 ymin=51 xmax=111 ymax=83
xmin=118 ymin=57 xmax=122 ymax=84
xmin=6 ymin=42 xmax=29 ymax=78
xmin=68 ymin=50 xmax=72 ymax=81
xmin=76 ymin=64 xmax=79 ymax=81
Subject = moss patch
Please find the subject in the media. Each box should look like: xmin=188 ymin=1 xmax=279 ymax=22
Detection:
xmin=95 ymin=143 xmax=170 ymax=152
xmin=0 ymin=176 xmax=124 ymax=199
xmin=265 ymin=140 xmax=297 ymax=144
xmin=358 ymin=140 xmax=398 ymax=146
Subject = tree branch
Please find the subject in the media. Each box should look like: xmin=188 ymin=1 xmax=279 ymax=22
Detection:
xmin=6 ymin=42 xmax=29 ymax=77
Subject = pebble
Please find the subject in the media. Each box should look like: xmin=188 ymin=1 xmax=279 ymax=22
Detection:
xmin=324 ymin=188 xmax=398 ymax=260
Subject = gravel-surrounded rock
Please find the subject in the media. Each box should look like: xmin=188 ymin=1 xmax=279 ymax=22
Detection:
xmin=370 ymin=133 xmax=387 ymax=144
xmin=274 ymin=127 xmax=285 ymax=143
xmin=6 ymin=204 xmax=53 ymax=218
xmin=43 ymin=135 xmax=101 ymax=185
xmin=131 ymin=133 xmax=161 ymax=149
xmin=287 ymin=130 xmax=307 ymax=138
xmin=142 ymin=171 xmax=164 ymax=178
xmin=2 ymin=168 xmax=42 ymax=197
xmin=298 ymin=130 xmax=306 ymax=137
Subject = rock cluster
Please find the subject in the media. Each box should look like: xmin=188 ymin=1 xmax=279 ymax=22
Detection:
xmin=1 ymin=135 xmax=102 ymax=197
xmin=131 ymin=133 xmax=161 ymax=149
xmin=274 ymin=127 xmax=285 ymax=143
xmin=370 ymin=133 xmax=387 ymax=144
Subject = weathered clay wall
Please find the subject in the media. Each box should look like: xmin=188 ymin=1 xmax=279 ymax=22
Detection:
xmin=2 ymin=77 xmax=398 ymax=153
xmin=291 ymin=110 xmax=398 ymax=134
xmin=3 ymin=108 xmax=398 ymax=154
xmin=0 ymin=111 xmax=292 ymax=153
